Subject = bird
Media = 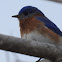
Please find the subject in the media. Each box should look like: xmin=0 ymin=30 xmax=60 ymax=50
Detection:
xmin=12 ymin=6 xmax=62 ymax=62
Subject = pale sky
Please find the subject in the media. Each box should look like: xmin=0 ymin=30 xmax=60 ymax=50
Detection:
xmin=0 ymin=0 xmax=62 ymax=62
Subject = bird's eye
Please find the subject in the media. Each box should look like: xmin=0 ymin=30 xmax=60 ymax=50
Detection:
xmin=24 ymin=12 xmax=29 ymax=16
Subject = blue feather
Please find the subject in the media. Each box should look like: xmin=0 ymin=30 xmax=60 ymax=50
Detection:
xmin=35 ymin=16 xmax=62 ymax=36
xmin=18 ymin=6 xmax=44 ymax=15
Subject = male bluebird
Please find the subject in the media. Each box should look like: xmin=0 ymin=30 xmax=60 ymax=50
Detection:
xmin=12 ymin=6 xmax=62 ymax=62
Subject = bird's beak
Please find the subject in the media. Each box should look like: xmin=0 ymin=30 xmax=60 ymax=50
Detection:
xmin=12 ymin=15 xmax=19 ymax=18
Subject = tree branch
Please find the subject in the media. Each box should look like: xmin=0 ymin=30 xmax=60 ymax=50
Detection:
xmin=0 ymin=34 xmax=62 ymax=62
xmin=48 ymin=0 xmax=62 ymax=3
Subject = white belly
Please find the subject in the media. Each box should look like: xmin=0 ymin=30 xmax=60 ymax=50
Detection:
xmin=22 ymin=30 xmax=55 ymax=44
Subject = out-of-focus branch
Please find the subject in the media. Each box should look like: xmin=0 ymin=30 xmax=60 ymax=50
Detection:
xmin=40 ymin=59 xmax=52 ymax=62
xmin=0 ymin=34 xmax=62 ymax=62
xmin=48 ymin=0 xmax=62 ymax=3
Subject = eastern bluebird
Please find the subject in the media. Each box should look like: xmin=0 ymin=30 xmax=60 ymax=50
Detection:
xmin=12 ymin=6 xmax=62 ymax=62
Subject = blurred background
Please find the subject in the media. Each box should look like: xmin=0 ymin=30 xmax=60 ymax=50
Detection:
xmin=0 ymin=0 xmax=62 ymax=62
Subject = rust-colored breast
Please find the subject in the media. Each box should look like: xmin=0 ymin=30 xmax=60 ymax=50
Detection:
xmin=19 ymin=14 xmax=43 ymax=37
xmin=19 ymin=16 xmax=42 ymax=37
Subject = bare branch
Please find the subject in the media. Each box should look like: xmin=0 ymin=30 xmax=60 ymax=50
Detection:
xmin=0 ymin=34 xmax=62 ymax=62
xmin=47 ymin=0 xmax=62 ymax=3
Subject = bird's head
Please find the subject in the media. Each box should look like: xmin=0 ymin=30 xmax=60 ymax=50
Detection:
xmin=12 ymin=6 xmax=44 ymax=20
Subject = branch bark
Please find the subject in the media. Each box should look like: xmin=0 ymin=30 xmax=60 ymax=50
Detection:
xmin=0 ymin=34 xmax=62 ymax=62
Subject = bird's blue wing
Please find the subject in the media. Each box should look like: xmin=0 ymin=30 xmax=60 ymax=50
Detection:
xmin=35 ymin=16 xmax=62 ymax=36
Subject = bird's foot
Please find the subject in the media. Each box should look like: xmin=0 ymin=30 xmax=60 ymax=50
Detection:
xmin=36 ymin=58 xmax=41 ymax=62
